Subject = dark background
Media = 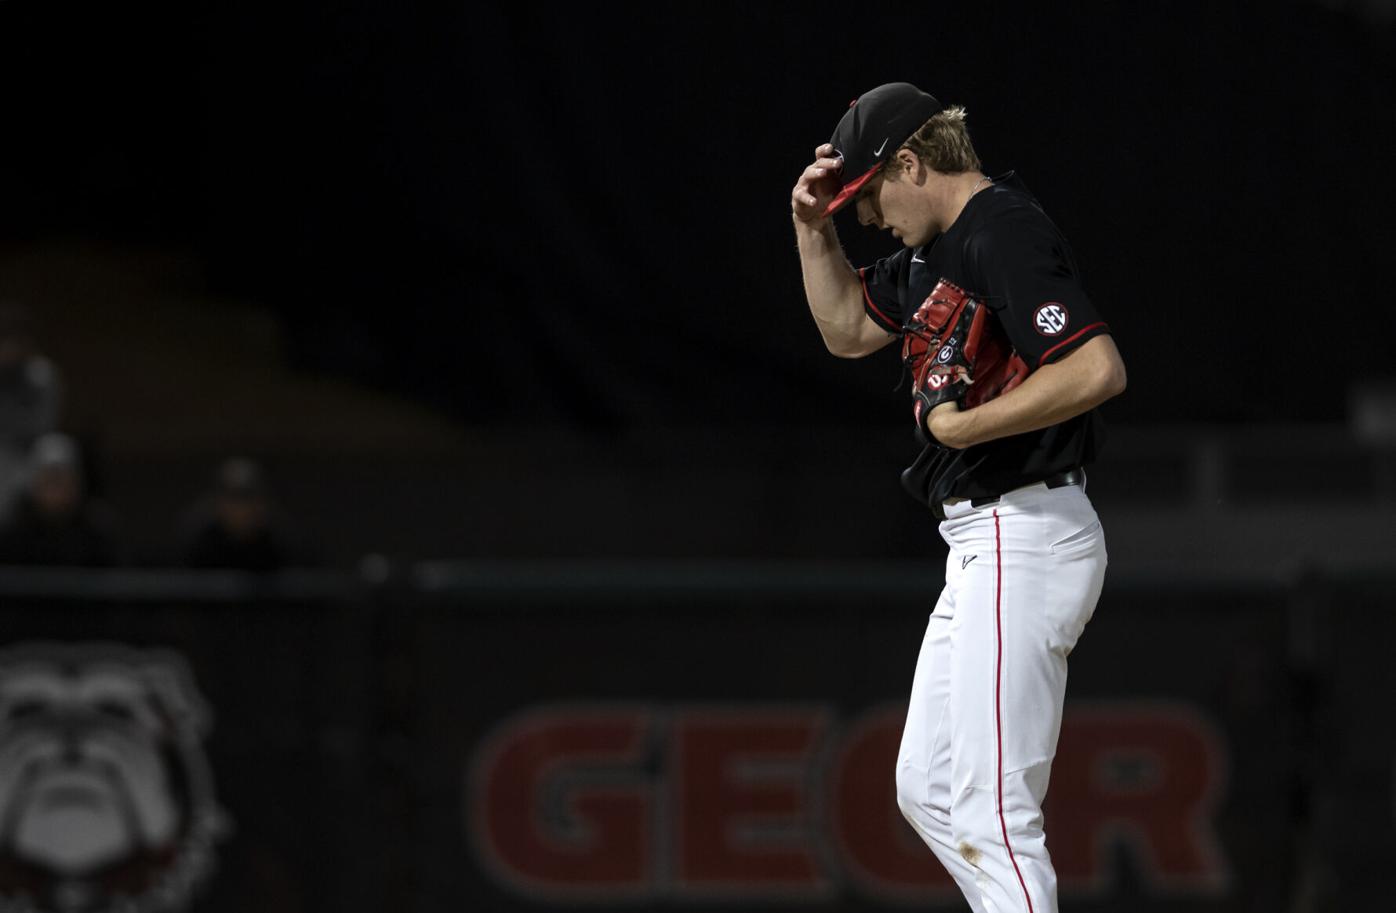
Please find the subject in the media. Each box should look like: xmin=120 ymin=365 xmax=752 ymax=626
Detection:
xmin=1 ymin=2 xmax=1394 ymax=911
xmin=3 ymin=1 xmax=1393 ymax=429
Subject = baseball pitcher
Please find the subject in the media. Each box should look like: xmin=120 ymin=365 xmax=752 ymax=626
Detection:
xmin=790 ymin=82 xmax=1127 ymax=913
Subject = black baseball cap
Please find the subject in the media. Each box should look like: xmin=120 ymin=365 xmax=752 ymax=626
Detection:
xmin=823 ymin=82 xmax=943 ymax=217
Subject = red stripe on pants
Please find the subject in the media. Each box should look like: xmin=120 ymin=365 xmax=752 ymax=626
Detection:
xmin=993 ymin=509 xmax=1035 ymax=912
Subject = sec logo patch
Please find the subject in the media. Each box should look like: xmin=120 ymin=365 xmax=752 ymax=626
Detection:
xmin=1034 ymin=302 xmax=1069 ymax=336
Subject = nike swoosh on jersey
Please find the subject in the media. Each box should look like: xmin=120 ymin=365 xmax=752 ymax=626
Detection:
xmin=873 ymin=137 xmax=889 ymax=156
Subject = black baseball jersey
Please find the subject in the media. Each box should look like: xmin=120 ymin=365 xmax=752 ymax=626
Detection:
xmin=857 ymin=172 xmax=1111 ymax=509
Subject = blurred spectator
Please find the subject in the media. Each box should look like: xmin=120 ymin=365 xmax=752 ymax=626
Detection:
xmin=180 ymin=458 xmax=301 ymax=571
xmin=0 ymin=433 xmax=116 ymax=567
xmin=0 ymin=304 xmax=63 ymax=521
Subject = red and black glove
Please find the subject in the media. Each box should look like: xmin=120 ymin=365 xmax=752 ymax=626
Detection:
xmin=903 ymin=280 xmax=1030 ymax=448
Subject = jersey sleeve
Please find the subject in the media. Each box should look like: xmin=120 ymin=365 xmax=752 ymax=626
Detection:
xmin=965 ymin=214 xmax=1110 ymax=367
xmin=854 ymin=247 xmax=908 ymax=334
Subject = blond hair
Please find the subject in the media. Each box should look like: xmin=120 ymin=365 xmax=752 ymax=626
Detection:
xmin=887 ymin=105 xmax=981 ymax=177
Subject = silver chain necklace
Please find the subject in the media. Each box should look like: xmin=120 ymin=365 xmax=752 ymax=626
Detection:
xmin=967 ymin=174 xmax=992 ymax=200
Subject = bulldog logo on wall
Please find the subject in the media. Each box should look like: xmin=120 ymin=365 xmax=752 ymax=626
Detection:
xmin=0 ymin=644 xmax=229 ymax=913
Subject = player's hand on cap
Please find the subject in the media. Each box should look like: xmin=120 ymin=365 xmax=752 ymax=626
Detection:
xmin=791 ymin=143 xmax=843 ymax=223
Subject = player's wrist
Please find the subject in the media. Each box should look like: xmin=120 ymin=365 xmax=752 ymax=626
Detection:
xmin=926 ymin=401 xmax=968 ymax=449
xmin=792 ymin=212 xmax=834 ymax=238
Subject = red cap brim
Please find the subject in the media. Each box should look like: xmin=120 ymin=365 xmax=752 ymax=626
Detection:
xmin=821 ymin=162 xmax=880 ymax=218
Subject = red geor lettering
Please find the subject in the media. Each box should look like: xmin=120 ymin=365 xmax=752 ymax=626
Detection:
xmin=468 ymin=699 xmax=1231 ymax=902
xmin=671 ymin=707 xmax=830 ymax=897
xmin=1048 ymin=701 xmax=1230 ymax=897
xmin=468 ymin=705 xmax=653 ymax=899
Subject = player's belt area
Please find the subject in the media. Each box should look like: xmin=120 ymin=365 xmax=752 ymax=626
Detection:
xmin=946 ymin=467 xmax=1086 ymax=509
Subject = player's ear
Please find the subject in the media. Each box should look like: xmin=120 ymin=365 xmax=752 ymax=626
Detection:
xmin=892 ymin=147 xmax=921 ymax=182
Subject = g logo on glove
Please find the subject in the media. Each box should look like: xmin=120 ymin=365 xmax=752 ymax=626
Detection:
xmin=935 ymin=336 xmax=960 ymax=364
xmin=903 ymin=279 xmax=1030 ymax=449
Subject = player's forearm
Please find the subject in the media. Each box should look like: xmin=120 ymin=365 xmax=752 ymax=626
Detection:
xmin=931 ymin=336 xmax=1126 ymax=449
xmin=792 ymin=216 xmax=866 ymax=356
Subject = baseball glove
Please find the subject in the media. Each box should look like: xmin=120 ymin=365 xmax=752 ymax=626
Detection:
xmin=903 ymin=279 xmax=1029 ymax=447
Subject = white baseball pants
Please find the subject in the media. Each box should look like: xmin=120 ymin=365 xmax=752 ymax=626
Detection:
xmin=895 ymin=479 xmax=1107 ymax=913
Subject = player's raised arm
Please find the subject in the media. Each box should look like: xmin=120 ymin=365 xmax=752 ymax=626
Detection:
xmin=791 ymin=144 xmax=895 ymax=358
